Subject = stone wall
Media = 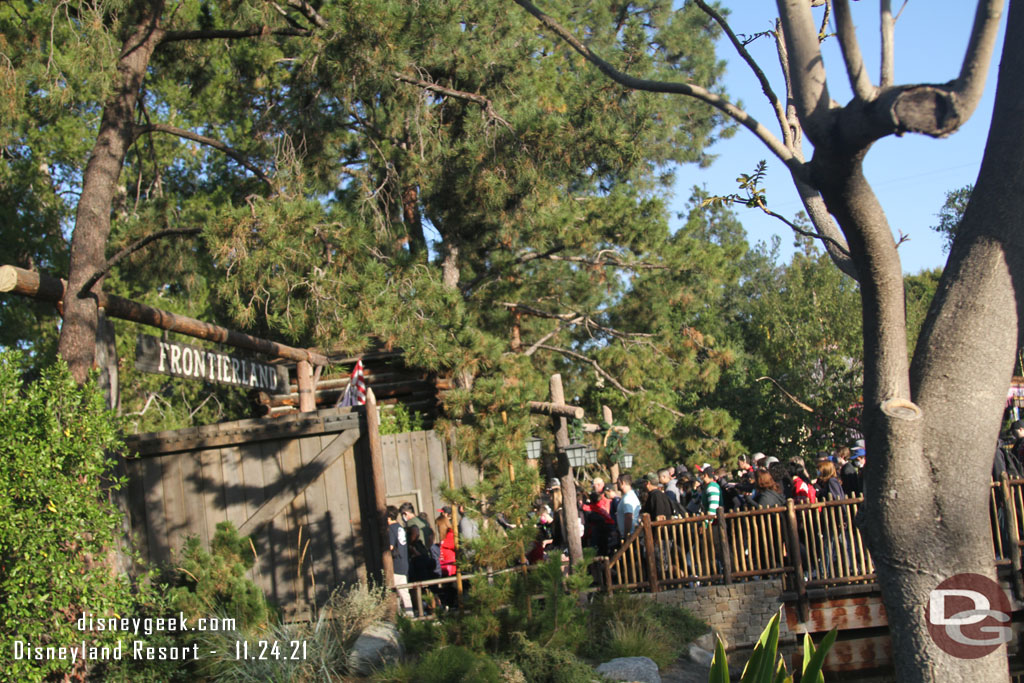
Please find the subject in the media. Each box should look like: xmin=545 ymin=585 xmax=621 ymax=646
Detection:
xmin=646 ymin=578 xmax=791 ymax=648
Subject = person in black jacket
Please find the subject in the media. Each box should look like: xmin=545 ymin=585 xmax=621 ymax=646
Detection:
xmin=641 ymin=472 xmax=674 ymax=520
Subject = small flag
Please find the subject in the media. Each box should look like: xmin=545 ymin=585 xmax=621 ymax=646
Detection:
xmin=337 ymin=360 xmax=366 ymax=407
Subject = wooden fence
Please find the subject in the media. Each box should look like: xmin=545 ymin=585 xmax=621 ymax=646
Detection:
xmin=599 ymin=476 xmax=1024 ymax=617
xmin=123 ymin=407 xmax=477 ymax=618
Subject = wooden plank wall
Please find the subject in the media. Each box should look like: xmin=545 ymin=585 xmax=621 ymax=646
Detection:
xmin=123 ymin=408 xmax=471 ymax=616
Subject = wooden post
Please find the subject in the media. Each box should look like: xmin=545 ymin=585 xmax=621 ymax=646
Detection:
xmin=1000 ymin=472 xmax=1024 ymax=600
xmin=641 ymin=513 xmax=660 ymax=593
xmin=785 ymin=499 xmax=809 ymax=622
xmin=718 ymin=507 xmax=732 ymax=584
xmin=297 ymin=360 xmax=315 ymax=413
xmin=365 ymin=389 xmax=394 ymax=615
xmin=602 ymin=405 xmax=620 ymax=484
xmin=549 ymin=374 xmax=584 ymax=568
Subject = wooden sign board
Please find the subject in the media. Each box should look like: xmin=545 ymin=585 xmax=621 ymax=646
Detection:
xmin=135 ymin=334 xmax=289 ymax=392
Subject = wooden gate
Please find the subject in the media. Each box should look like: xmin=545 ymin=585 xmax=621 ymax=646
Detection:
xmin=123 ymin=407 xmax=475 ymax=618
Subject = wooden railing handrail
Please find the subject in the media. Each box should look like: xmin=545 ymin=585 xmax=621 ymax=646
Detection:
xmin=393 ymin=479 xmax=1024 ymax=607
xmin=604 ymin=516 xmax=648 ymax=567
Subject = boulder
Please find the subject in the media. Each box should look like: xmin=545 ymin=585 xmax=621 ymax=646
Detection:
xmin=346 ymin=622 xmax=404 ymax=675
xmin=694 ymin=629 xmax=728 ymax=653
xmin=595 ymin=656 xmax=661 ymax=683
xmin=687 ymin=643 xmax=714 ymax=668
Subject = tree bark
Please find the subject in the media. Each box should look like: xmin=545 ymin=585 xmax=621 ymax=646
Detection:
xmin=549 ymin=373 xmax=584 ymax=568
xmin=886 ymin=3 xmax=1024 ymax=679
xmin=59 ymin=0 xmax=165 ymax=382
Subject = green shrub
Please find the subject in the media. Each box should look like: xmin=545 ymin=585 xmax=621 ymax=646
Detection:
xmin=168 ymin=521 xmax=275 ymax=632
xmin=581 ymin=593 xmax=706 ymax=668
xmin=510 ymin=633 xmax=602 ymax=683
xmin=413 ymin=645 xmax=502 ymax=683
xmin=0 ymin=352 xmax=137 ymax=682
xmin=379 ymin=404 xmax=425 ymax=435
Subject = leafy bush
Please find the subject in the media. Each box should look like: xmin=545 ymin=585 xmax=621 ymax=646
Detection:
xmin=510 ymin=633 xmax=603 ymax=683
xmin=0 ymin=352 xmax=137 ymax=681
xmin=582 ymin=593 xmax=706 ymax=669
xmin=379 ymin=403 xmax=426 ymax=435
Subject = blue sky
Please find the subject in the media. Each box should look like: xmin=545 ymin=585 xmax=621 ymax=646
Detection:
xmin=671 ymin=1 xmax=1005 ymax=275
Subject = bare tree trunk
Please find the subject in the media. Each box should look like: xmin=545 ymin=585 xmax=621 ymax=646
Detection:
xmin=58 ymin=1 xmax=164 ymax=382
xmin=798 ymin=5 xmax=1024 ymax=677
xmin=884 ymin=4 xmax=1024 ymax=679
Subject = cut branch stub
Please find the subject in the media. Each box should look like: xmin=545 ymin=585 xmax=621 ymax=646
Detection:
xmin=528 ymin=400 xmax=584 ymax=420
xmin=880 ymin=397 xmax=923 ymax=421
xmin=890 ymin=86 xmax=961 ymax=137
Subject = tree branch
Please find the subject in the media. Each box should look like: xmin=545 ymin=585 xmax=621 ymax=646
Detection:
xmin=284 ymin=0 xmax=329 ymax=29
xmin=833 ymin=0 xmax=876 ymax=101
xmin=134 ymin=123 xmax=275 ymax=191
xmin=793 ymin=178 xmax=859 ymax=280
xmin=536 ymin=344 xmax=637 ymax=397
xmin=512 ymin=0 xmax=801 ymax=173
xmin=756 ymin=376 xmax=815 ymax=412
xmin=82 ymin=227 xmax=202 ymax=293
xmin=160 ymin=26 xmax=309 ymax=43
xmin=517 ymin=249 xmax=669 ymax=270
xmin=523 ymin=324 xmax=564 ymax=356
xmin=692 ymin=0 xmax=792 ymax=147
xmin=501 ymin=302 xmax=656 ymax=342
xmin=393 ymin=71 xmax=512 ymax=129
xmin=776 ymin=0 xmax=838 ymax=146
xmin=726 ymin=194 xmax=852 ymax=261
xmin=880 ymin=0 xmax=895 ymax=88
xmin=952 ymin=0 xmax=1005 ymax=117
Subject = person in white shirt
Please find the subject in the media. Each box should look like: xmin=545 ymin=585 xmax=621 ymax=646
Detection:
xmin=615 ymin=474 xmax=641 ymax=537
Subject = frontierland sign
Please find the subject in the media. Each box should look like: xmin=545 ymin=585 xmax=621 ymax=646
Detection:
xmin=135 ymin=335 xmax=289 ymax=392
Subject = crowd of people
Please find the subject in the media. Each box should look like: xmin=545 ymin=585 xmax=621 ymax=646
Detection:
xmin=384 ymin=443 xmax=870 ymax=611
xmin=387 ymin=423 xmax=1024 ymax=612
xmin=524 ymin=443 xmax=868 ymax=564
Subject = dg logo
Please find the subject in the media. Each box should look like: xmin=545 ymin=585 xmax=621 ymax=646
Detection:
xmin=927 ymin=573 xmax=1013 ymax=658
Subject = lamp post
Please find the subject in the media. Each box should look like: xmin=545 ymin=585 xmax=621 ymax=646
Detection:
xmin=525 ymin=436 xmax=543 ymax=460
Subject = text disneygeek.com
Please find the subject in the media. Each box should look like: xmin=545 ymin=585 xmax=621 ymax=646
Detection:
xmin=10 ymin=611 xmax=305 ymax=662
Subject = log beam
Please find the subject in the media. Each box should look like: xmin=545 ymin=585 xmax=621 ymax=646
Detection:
xmin=528 ymin=400 xmax=584 ymax=420
xmin=0 ymin=264 xmax=329 ymax=366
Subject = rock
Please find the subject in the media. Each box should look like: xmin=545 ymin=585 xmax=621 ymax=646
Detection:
xmin=595 ymin=656 xmax=661 ymax=683
xmin=346 ymin=622 xmax=404 ymax=675
xmin=687 ymin=643 xmax=714 ymax=668
xmin=694 ymin=629 xmax=728 ymax=653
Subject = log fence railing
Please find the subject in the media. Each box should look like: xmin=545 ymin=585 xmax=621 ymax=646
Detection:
xmin=598 ymin=476 xmax=1024 ymax=604
xmin=390 ymin=476 xmax=1024 ymax=619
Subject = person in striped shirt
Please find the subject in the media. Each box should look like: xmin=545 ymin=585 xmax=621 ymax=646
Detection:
xmin=699 ymin=466 xmax=721 ymax=516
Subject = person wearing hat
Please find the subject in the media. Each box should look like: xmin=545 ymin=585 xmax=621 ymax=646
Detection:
xmin=642 ymin=471 xmax=674 ymax=521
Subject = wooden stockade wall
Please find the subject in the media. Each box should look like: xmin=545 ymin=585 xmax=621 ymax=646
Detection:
xmin=123 ymin=407 xmax=477 ymax=618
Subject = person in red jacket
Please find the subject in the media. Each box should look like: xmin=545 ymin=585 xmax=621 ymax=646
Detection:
xmin=436 ymin=516 xmax=457 ymax=577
